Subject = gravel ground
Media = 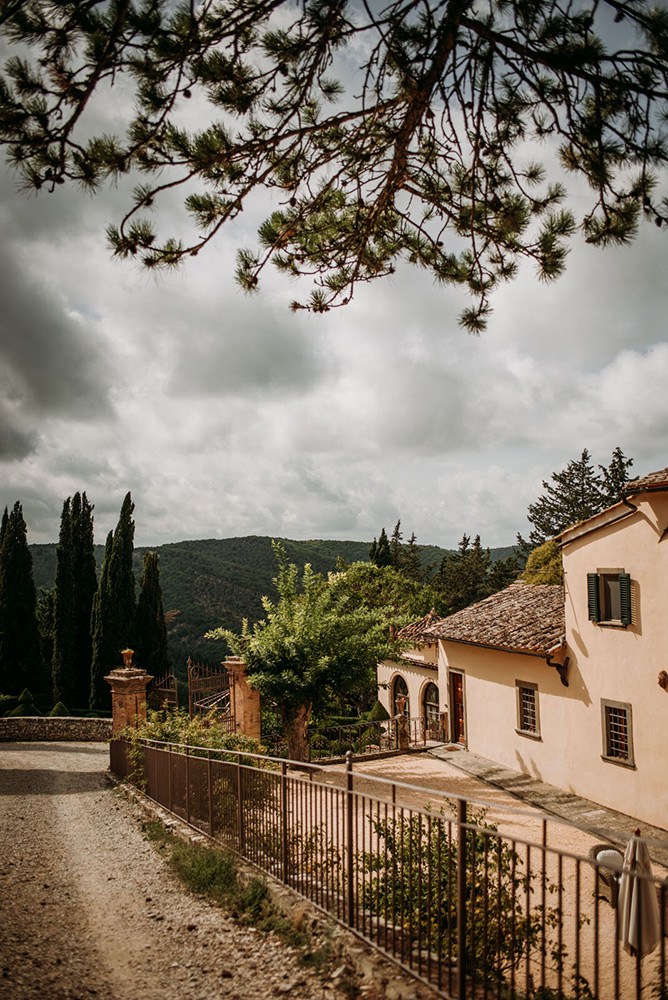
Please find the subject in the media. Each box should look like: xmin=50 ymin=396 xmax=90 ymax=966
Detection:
xmin=0 ymin=743 xmax=355 ymax=1000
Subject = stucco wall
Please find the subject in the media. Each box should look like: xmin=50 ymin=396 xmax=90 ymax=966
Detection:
xmin=377 ymin=657 xmax=441 ymax=722
xmin=558 ymin=492 xmax=668 ymax=830
xmin=0 ymin=717 xmax=112 ymax=742
xmin=433 ymin=492 xmax=668 ymax=831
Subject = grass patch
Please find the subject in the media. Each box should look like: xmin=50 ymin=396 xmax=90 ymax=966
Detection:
xmin=140 ymin=818 xmax=336 ymax=978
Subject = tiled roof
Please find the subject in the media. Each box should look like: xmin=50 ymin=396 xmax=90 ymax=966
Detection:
xmin=398 ymin=608 xmax=444 ymax=643
xmin=423 ymin=583 xmax=565 ymax=656
xmin=399 ymin=653 xmax=438 ymax=671
xmin=623 ymin=468 xmax=668 ymax=494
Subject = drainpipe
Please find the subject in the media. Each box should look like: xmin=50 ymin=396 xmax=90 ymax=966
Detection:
xmin=546 ymin=653 xmax=569 ymax=687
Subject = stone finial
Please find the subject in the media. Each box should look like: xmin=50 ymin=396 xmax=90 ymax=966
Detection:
xmin=106 ymin=651 xmax=153 ymax=735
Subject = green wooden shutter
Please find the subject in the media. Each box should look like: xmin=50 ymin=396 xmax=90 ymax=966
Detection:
xmin=619 ymin=573 xmax=631 ymax=626
xmin=587 ymin=573 xmax=600 ymax=622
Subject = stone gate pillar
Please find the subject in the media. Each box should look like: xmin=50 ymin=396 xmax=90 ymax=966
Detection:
xmin=105 ymin=649 xmax=154 ymax=735
xmin=224 ymin=656 xmax=261 ymax=741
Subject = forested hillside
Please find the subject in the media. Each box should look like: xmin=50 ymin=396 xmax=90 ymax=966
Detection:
xmin=30 ymin=535 xmax=514 ymax=677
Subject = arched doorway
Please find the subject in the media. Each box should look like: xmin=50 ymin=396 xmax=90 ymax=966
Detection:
xmin=393 ymin=675 xmax=409 ymax=717
xmin=423 ymin=681 xmax=440 ymax=739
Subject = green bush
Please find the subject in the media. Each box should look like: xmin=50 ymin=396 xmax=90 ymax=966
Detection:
xmin=365 ymin=700 xmax=390 ymax=722
xmin=7 ymin=690 xmax=41 ymax=716
xmin=0 ymin=695 xmax=19 ymax=716
xmin=49 ymin=701 xmax=70 ymax=716
xmin=122 ymin=707 xmax=263 ymax=757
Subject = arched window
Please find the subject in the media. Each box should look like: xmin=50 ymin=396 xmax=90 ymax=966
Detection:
xmin=423 ymin=682 xmax=440 ymax=735
xmin=393 ymin=675 xmax=409 ymax=717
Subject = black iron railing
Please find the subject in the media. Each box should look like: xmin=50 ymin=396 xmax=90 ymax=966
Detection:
xmin=263 ymin=716 xmax=437 ymax=760
xmin=111 ymin=738 xmax=668 ymax=1000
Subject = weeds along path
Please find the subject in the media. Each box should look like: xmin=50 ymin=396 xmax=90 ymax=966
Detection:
xmin=0 ymin=743 xmax=338 ymax=1000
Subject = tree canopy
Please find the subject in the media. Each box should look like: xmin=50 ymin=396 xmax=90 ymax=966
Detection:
xmin=208 ymin=545 xmax=414 ymax=759
xmin=523 ymin=446 xmax=634 ymax=545
xmin=2 ymin=1 xmax=668 ymax=328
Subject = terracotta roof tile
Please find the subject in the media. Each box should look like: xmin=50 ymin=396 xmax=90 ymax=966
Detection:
xmin=399 ymin=653 xmax=438 ymax=671
xmin=623 ymin=468 xmax=668 ymax=494
xmin=398 ymin=608 xmax=444 ymax=643
xmin=423 ymin=583 xmax=565 ymax=656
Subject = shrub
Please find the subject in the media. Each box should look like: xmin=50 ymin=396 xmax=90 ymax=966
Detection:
xmin=49 ymin=701 xmax=70 ymax=716
xmin=7 ymin=690 xmax=41 ymax=716
xmin=365 ymin=700 xmax=390 ymax=722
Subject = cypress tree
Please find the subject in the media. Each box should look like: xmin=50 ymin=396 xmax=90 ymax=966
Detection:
xmin=52 ymin=498 xmax=77 ymax=706
xmin=370 ymin=527 xmax=391 ymax=568
xmin=89 ymin=493 xmax=136 ymax=711
xmin=90 ymin=531 xmax=113 ymax=711
xmin=52 ymin=492 xmax=97 ymax=708
xmin=71 ymin=492 xmax=97 ymax=706
xmin=135 ymin=551 xmax=170 ymax=675
xmin=389 ymin=520 xmax=403 ymax=569
xmin=0 ymin=502 xmax=43 ymax=696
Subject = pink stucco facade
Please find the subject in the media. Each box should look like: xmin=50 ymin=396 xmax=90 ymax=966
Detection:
xmin=377 ymin=477 xmax=668 ymax=831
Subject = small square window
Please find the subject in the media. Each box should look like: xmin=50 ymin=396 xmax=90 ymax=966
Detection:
xmin=516 ymin=681 xmax=540 ymax=738
xmin=601 ymin=700 xmax=634 ymax=767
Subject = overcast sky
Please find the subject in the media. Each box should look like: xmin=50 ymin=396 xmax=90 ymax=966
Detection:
xmin=1 ymin=44 xmax=667 ymax=551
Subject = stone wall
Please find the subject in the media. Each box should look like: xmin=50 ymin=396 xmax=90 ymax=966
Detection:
xmin=0 ymin=717 xmax=112 ymax=742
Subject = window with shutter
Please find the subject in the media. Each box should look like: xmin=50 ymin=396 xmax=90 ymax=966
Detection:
xmin=588 ymin=570 xmax=631 ymax=626
xmin=587 ymin=573 xmax=600 ymax=622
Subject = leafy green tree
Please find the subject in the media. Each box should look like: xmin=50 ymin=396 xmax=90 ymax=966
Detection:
xmin=522 ymin=539 xmax=564 ymax=585
xmin=135 ymin=551 xmax=170 ymax=675
xmin=0 ymin=502 xmax=43 ymax=695
xmin=90 ymin=492 xmax=136 ymax=711
xmin=2 ymin=3 xmax=667 ymax=328
xmin=208 ymin=544 xmax=407 ymax=760
xmin=525 ymin=447 xmax=634 ymax=546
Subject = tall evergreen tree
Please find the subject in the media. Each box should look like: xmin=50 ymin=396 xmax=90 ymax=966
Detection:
xmin=389 ymin=520 xmax=403 ymax=569
xmin=435 ymin=534 xmax=492 ymax=614
xmin=53 ymin=492 xmax=97 ymax=708
xmin=36 ymin=589 xmax=55 ymax=678
xmin=52 ymin=498 xmax=76 ymax=706
xmin=370 ymin=527 xmax=392 ymax=568
xmin=90 ymin=530 xmax=113 ymax=712
xmin=89 ymin=493 xmax=136 ymax=711
xmin=135 ymin=551 xmax=170 ymax=675
xmin=401 ymin=532 xmax=423 ymax=582
xmin=525 ymin=447 xmax=635 ymax=546
xmin=599 ymin=447 xmax=635 ymax=508
xmin=71 ymin=493 xmax=97 ymax=705
xmin=0 ymin=502 xmax=43 ymax=696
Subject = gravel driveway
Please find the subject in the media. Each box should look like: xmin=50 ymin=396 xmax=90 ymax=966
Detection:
xmin=0 ymin=743 xmax=346 ymax=1000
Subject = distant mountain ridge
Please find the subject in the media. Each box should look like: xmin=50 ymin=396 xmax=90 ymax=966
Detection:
xmin=30 ymin=535 xmax=516 ymax=676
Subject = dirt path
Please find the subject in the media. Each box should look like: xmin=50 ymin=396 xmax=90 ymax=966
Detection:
xmin=0 ymin=743 xmax=345 ymax=1000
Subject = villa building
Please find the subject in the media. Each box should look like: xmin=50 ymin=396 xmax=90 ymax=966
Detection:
xmin=377 ymin=467 xmax=668 ymax=830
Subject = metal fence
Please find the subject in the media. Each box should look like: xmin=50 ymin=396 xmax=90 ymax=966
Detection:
xmin=263 ymin=717 xmax=432 ymax=760
xmin=110 ymin=738 xmax=668 ymax=1000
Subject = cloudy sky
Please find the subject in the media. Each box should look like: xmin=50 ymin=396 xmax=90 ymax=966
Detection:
xmin=1 ymin=40 xmax=667 ymax=551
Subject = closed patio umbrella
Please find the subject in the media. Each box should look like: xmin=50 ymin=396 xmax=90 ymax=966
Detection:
xmin=618 ymin=829 xmax=661 ymax=958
